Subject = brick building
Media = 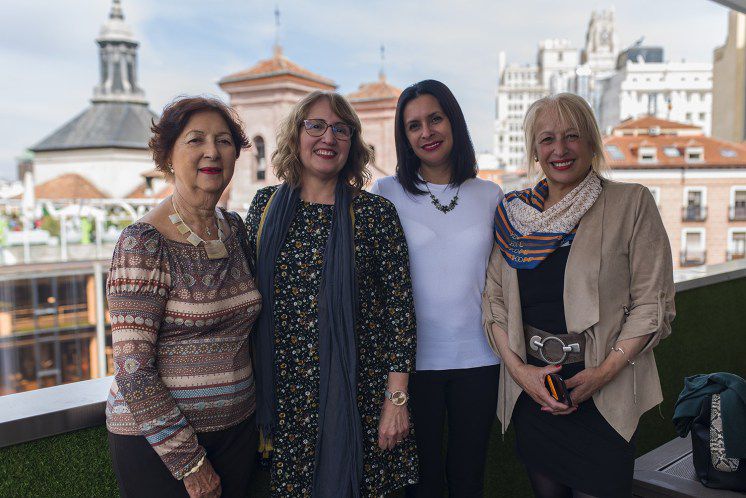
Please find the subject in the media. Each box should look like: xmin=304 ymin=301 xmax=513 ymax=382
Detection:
xmin=604 ymin=116 xmax=746 ymax=268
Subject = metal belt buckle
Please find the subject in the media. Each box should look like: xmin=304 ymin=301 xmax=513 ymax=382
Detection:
xmin=529 ymin=335 xmax=581 ymax=365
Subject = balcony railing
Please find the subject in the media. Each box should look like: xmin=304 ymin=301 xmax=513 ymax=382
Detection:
xmin=680 ymin=248 xmax=706 ymax=267
xmin=729 ymin=205 xmax=746 ymax=221
xmin=2 ymin=261 xmax=746 ymax=497
xmin=727 ymin=249 xmax=746 ymax=261
xmin=681 ymin=205 xmax=707 ymax=222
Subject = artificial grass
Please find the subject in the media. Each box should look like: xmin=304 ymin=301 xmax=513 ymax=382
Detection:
xmin=1 ymin=278 xmax=744 ymax=497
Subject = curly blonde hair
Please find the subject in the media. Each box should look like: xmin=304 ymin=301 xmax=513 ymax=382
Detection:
xmin=272 ymin=91 xmax=372 ymax=190
xmin=523 ymin=93 xmax=608 ymax=179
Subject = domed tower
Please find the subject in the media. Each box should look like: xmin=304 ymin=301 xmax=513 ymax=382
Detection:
xmin=30 ymin=0 xmax=156 ymax=199
xmin=92 ymin=0 xmax=147 ymax=104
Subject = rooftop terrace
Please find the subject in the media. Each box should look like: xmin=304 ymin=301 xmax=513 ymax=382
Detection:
xmin=1 ymin=260 xmax=745 ymax=496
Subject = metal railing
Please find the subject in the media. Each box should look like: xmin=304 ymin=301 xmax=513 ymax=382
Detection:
xmin=680 ymin=248 xmax=706 ymax=267
xmin=0 ymin=260 xmax=743 ymax=450
xmin=729 ymin=205 xmax=746 ymax=221
xmin=681 ymin=205 xmax=707 ymax=222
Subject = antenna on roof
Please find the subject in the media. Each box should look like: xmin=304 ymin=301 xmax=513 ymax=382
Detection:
xmin=273 ymin=5 xmax=282 ymax=58
xmin=379 ymin=44 xmax=386 ymax=81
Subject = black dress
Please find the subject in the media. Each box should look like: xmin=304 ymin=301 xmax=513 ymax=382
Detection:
xmin=514 ymin=244 xmax=636 ymax=498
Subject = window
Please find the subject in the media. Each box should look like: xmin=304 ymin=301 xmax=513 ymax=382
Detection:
xmin=720 ymin=148 xmax=737 ymax=158
xmin=680 ymin=229 xmax=706 ymax=266
xmin=254 ymin=136 xmax=266 ymax=181
xmin=639 ymin=146 xmax=657 ymax=163
xmin=605 ymin=145 xmax=625 ymax=160
xmin=685 ymin=146 xmax=704 ymax=163
xmin=663 ymin=147 xmax=681 ymax=157
xmin=686 ymin=112 xmax=693 ymax=121
xmin=731 ymin=188 xmax=746 ymax=221
xmin=683 ymin=187 xmax=707 ymax=221
xmin=647 ymin=93 xmax=658 ymax=115
xmin=698 ymin=112 xmax=706 ymax=121
xmin=729 ymin=230 xmax=746 ymax=260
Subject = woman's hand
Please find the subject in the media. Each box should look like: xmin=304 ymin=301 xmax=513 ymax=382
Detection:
xmin=564 ymin=366 xmax=610 ymax=406
xmin=183 ymin=458 xmax=221 ymax=498
xmin=511 ymin=363 xmax=576 ymax=415
xmin=377 ymin=400 xmax=411 ymax=451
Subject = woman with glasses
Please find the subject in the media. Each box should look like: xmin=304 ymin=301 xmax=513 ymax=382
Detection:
xmin=371 ymin=79 xmax=503 ymax=497
xmin=246 ymin=91 xmax=418 ymax=497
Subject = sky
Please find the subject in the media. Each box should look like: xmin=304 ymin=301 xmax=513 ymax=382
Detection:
xmin=0 ymin=0 xmax=731 ymax=181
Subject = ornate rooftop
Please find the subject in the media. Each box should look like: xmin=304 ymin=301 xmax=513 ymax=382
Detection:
xmin=219 ymin=47 xmax=336 ymax=89
xmin=347 ymin=74 xmax=402 ymax=102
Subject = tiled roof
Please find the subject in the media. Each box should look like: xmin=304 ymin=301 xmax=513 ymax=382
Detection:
xmin=31 ymin=102 xmax=157 ymax=152
xmin=347 ymin=75 xmax=402 ymax=102
xmin=126 ymin=182 xmax=173 ymax=199
xmin=604 ymin=135 xmax=746 ymax=169
xmin=219 ymin=50 xmax=336 ymax=88
xmin=17 ymin=174 xmax=109 ymax=200
xmin=612 ymin=115 xmax=700 ymax=133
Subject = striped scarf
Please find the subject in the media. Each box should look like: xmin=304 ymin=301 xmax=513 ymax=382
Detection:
xmin=494 ymin=170 xmax=602 ymax=269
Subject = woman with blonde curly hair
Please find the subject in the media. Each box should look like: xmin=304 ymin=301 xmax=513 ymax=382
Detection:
xmin=246 ymin=91 xmax=418 ymax=496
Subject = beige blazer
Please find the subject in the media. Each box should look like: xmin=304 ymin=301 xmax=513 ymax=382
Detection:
xmin=482 ymin=180 xmax=676 ymax=441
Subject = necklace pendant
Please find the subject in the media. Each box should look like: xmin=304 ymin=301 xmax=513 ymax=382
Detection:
xmin=186 ymin=232 xmax=202 ymax=246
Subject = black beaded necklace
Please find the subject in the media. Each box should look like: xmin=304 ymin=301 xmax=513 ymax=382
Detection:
xmin=425 ymin=182 xmax=460 ymax=214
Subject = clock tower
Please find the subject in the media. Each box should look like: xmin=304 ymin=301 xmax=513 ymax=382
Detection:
xmin=582 ymin=8 xmax=618 ymax=76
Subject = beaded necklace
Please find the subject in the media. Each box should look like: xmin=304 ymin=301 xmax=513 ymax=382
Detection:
xmin=425 ymin=182 xmax=460 ymax=214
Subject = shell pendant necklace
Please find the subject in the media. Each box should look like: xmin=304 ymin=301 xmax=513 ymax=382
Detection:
xmin=169 ymin=198 xmax=228 ymax=260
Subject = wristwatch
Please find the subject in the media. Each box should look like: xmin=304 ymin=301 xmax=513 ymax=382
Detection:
xmin=384 ymin=389 xmax=409 ymax=406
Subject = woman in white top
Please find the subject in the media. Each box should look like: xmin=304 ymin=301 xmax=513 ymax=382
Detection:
xmin=370 ymin=79 xmax=504 ymax=497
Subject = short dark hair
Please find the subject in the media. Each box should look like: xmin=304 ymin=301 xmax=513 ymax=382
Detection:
xmin=394 ymin=79 xmax=477 ymax=195
xmin=149 ymin=96 xmax=250 ymax=177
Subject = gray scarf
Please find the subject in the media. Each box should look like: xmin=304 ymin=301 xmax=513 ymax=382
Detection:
xmin=253 ymin=181 xmax=363 ymax=497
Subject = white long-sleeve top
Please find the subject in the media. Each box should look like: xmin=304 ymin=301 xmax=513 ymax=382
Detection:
xmin=370 ymin=175 xmax=504 ymax=371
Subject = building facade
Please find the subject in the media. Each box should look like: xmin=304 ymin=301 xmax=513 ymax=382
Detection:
xmin=495 ymin=10 xmax=618 ymax=171
xmin=494 ymin=59 xmax=543 ymax=171
xmin=712 ymin=9 xmax=746 ymax=143
xmin=347 ymin=72 xmax=402 ymax=181
xmin=0 ymin=261 xmax=112 ymax=396
xmin=597 ymin=48 xmax=713 ymax=136
xmin=219 ymin=46 xmax=402 ymax=210
xmin=30 ymin=0 xmax=156 ymax=199
xmin=604 ymin=116 xmax=746 ymax=269
xmin=218 ymin=45 xmax=337 ymax=211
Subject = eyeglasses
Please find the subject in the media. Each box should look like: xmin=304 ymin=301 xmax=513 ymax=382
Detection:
xmin=302 ymin=119 xmax=354 ymax=140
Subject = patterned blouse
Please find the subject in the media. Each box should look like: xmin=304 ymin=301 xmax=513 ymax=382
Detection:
xmin=246 ymin=186 xmax=418 ymax=497
xmin=105 ymin=212 xmax=261 ymax=480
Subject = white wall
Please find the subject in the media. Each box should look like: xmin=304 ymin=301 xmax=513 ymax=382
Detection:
xmin=34 ymin=148 xmax=154 ymax=198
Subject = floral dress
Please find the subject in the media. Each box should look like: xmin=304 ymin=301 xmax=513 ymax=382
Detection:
xmin=246 ymin=186 xmax=418 ymax=497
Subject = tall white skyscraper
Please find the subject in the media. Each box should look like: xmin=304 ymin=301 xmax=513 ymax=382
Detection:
xmin=494 ymin=40 xmax=578 ymax=170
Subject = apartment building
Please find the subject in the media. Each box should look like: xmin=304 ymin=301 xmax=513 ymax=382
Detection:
xmin=604 ymin=116 xmax=746 ymax=268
